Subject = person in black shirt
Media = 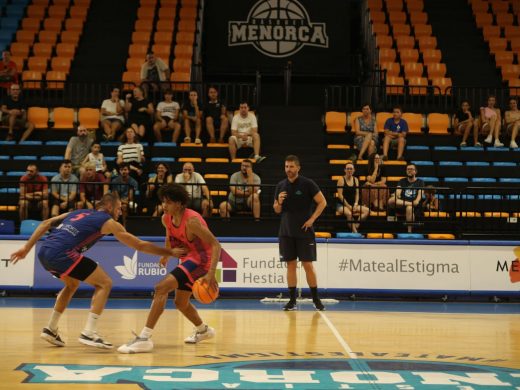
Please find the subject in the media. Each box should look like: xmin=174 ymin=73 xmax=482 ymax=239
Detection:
xmin=182 ymin=90 xmax=203 ymax=144
xmin=452 ymin=100 xmax=480 ymax=147
xmin=125 ymin=86 xmax=154 ymax=140
xmin=204 ymin=86 xmax=229 ymax=143
xmin=1 ymin=84 xmax=34 ymax=141
xmin=387 ymin=163 xmax=424 ymax=233
xmin=273 ymin=155 xmax=327 ymax=311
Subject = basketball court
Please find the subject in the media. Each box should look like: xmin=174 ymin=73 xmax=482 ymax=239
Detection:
xmin=1 ymin=298 xmax=520 ymax=389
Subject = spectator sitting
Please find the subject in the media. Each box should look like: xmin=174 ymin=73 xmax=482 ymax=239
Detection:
xmin=505 ymin=97 xmax=520 ymax=149
xmin=422 ymin=185 xmax=439 ymax=212
xmin=50 ymin=160 xmax=79 ymax=217
xmin=19 ymin=163 xmax=49 ymax=221
xmin=174 ymin=162 xmax=212 ymax=217
xmin=219 ymin=159 xmax=261 ymax=220
xmin=387 ymin=163 xmax=425 ymax=233
xmin=77 ymin=162 xmax=108 ymax=209
xmin=117 ymin=127 xmax=145 ymax=184
xmin=1 ymin=83 xmax=34 ymax=141
xmin=362 ymin=153 xmax=388 ymax=211
xmin=82 ymin=142 xmax=110 ymax=179
xmin=100 ymin=87 xmax=125 ymax=141
xmin=204 ymin=86 xmax=229 ymax=143
xmin=382 ymin=106 xmax=408 ymax=161
xmin=182 ymin=89 xmax=203 ymax=144
xmin=0 ymin=51 xmax=19 ymax=90
xmin=229 ymin=102 xmax=265 ymax=163
xmin=146 ymin=162 xmax=173 ymax=216
xmin=152 ymin=89 xmax=181 ymax=143
xmin=477 ymin=95 xmax=503 ymax=147
xmin=336 ymin=163 xmax=369 ymax=233
xmin=110 ymin=162 xmax=139 ymax=225
xmin=65 ymin=126 xmax=93 ymax=177
xmin=140 ymin=52 xmax=169 ymax=95
xmin=352 ymin=103 xmax=378 ymax=160
xmin=125 ymin=86 xmax=154 ymax=139
xmin=453 ymin=100 xmax=480 ymax=147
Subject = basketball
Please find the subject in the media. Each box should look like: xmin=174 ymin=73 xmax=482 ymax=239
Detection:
xmin=192 ymin=278 xmax=219 ymax=304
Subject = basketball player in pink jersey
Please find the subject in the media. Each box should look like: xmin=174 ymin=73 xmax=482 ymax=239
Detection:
xmin=118 ymin=183 xmax=220 ymax=353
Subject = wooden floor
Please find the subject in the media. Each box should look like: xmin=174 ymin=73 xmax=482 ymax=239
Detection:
xmin=1 ymin=302 xmax=520 ymax=389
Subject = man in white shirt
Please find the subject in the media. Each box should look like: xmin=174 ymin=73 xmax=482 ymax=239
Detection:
xmin=174 ymin=162 xmax=212 ymax=217
xmin=153 ymin=89 xmax=181 ymax=143
xmin=229 ymin=102 xmax=265 ymax=162
xmin=100 ymin=88 xmax=125 ymax=141
xmin=140 ymin=52 xmax=169 ymax=95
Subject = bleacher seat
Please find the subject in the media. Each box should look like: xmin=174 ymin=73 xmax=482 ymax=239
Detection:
xmin=20 ymin=219 xmax=41 ymax=235
xmin=0 ymin=219 xmax=15 ymax=235
xmin=336 ymin=232 xmax=363 ymax=239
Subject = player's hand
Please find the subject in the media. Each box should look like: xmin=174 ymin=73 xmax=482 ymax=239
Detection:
xmin=10 ymin=246 xmax=30 ymax=264
xmin=159 ymin=256 xmax=169 ymax=268
xmin=201 ymin=271 xmax=218 ymax=290
xmin=301 ymin=218 xmax=314 ymax=231
xmin=278 ymin=191 xmax=287 ymax=205
xmin=171 ymin=246 xmax=187 ymax=258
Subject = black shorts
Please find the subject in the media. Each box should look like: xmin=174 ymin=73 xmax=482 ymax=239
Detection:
xmin=170 ymin=259 xmax=208 ymax=291
xmin=279 ymin=236 xmax=317 ymax=262
xmin=39 ymin=246 xmax=98 ymax=281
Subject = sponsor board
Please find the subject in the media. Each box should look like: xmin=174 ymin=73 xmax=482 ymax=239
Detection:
xmin=470 ymin=246 xmax=520 ymax=291
xmin=0 ymin=240 xmax=34 ymax=286
xmin=17 ymin=359 xmax=520 ymax=389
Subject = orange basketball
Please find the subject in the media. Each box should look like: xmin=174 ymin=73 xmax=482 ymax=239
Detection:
xmin=192 ymin=278 xmax=219 ymax=304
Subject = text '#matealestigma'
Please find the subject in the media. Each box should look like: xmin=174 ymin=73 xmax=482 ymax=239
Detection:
xmin=338 ymin=258 xmax=460 ymax=276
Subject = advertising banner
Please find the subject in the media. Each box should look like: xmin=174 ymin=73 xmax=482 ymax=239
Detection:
xmin=0 ymin=240 xmax=34 ymax=287
xmin=469 ymin=245 xmax=520 ymax=292
xmin=327 ymin=244 xmax=471 ymax=291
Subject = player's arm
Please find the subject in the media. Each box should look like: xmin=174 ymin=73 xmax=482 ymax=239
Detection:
xmin=159 ymin=216 xmax=172 ymax=267
xmin=10 ymin=212 xmax=70 ymax=264
xmin=187 ymin=217 xmax=220 ymax=288
xmin=310 ymin=191 xmax=327 ymax=222
xmin=102 ymin=219 xmax=185 ymax=258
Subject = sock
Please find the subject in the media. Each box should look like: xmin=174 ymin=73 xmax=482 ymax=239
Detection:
xmin=310 ymin=287 xmax=319 ymax=301
xmin=82 ymin=312 xmax=100 ymax=336
xmin=196 ymin=323 xmax=207 ymax=333
xmin=288 ymin=287 xmax=297 ymax=302
xmin=139 ymin=326 xmax=153 ymax=339
xmin=47 ymin=310 xmax=62 ymax=331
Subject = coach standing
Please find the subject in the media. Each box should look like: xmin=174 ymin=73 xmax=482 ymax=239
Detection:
xmin=273 ymin=155 xmax=327 ymax=311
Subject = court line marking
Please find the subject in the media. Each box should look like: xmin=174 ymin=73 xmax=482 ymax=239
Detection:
xmin=319 ymin=311 xmax=357 ymax=359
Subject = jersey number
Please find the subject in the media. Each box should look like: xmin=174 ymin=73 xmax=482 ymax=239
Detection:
xmin=70 ymin=212 xmax=89 ymax=221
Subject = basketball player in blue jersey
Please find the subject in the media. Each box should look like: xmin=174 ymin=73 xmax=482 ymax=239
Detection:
xmin=10 ymin=193 xmax=186 ymax=349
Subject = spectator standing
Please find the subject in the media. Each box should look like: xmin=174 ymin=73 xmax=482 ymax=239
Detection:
xmin=100 ymin=87 xmax=125 ymax=141
xmin=146 ymin=162 xmax=173 ymax=216
xmin=0 ymin=51 xmax=18 ymax=89
xmin=352 ymin=104 xmax=378 ymax=160
xmin=125 ymin=86 xmax=154 ymax=139
xmin=182 ymin=90 xmax=203 ymax=144
xmin=336 ymin=163 xmax=369 ymax=233
xmin=505 ymin=97 xmax=520 ymax=149
xmin=204 ymin=86 xmax=229 ymax=143
xmin=219 ymin=159 xmax=260 ymax=219
xmin=229 ymin=102 xmax=265 ymax=162
xmin=174 ymin=162 xmax=211 ymax=218
xmin=140 ymin=52 xmax=169 ymax=95
xmin=77 ymin=162 xmax=108 ymax=209
xmin=110 ymin=163 xmax=139 ymax=225
xmin=50 ymin=160 xmax=79 ymax=217
xmin=82 ymin=143 xmax=110 ymax=179
xmin=382 ymin=106 xmax=408 ymax=161
xmin=65 ymin=126 xmax=93 ymax=177
xmin=153 ymin=89 xmax=181 ymax=143
xmin=362 ymin=153 xmax=388 ymax=211
xmin=19 ymin=163 xmax=49 ymax=221
xmin=478 ymin=95 xmax=503 ymax=147
xmin=453 ymin=100 xmax=480 ymax=147
xmin=1 ymin=83 xmax=34 ymax=141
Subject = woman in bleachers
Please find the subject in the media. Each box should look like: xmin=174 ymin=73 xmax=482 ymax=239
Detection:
xmin=116 ymin=127 xmax=145 ymax=185
xmin=476 ymin=95 xmax=503 ymax=147
xmin=145 ymin=162 xmax=173 ymax=216
xmin=362 ymin=153 xmax=388 ymax=211
xmin=125 ymin=86 xmax=154 ymax=140
xmin=352 ymin=103 xmax=378 ymax=160
xmin=336 ymin=162 xmax=370 ymax=233
xmin=505 ymin=97 xmax=520 ymax=149
xmin=453 ymin=100 xmax=480 ymax=147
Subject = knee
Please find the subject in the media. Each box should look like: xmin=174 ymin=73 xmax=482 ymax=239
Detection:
xmin=229 ymin=135 xmax=237 ymax=145
xmin=154 ymin=282 xmax=170 ymax=296
xmin=99 ymin=276 xmax=112 ymax=290
xmin=174 ymin=297 xmax=190 ymax=311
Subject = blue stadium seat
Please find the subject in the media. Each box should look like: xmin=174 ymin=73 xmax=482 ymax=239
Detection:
xmin=13 ymin=155 xmax=37 ymax=160
xmin=100 ymin=141 xmax=121 ymax=146
xmin=5 ymin=5 xmax=25 ymax=17
xmin=0 ymin=140 xmax=16 ymax=146
xmin=433 ymin=146 xmax=457 ymax=151
xmin=0 ymin=17 xmax=19 ymax=29
xmin=464 ymin=146 xmax=484 ymax=150
xmin=40 ymin=172 xmax=55 ymax=177
xmin=477 ymin=195 xmax=502 ymax=200
xmin=336 ymin=232 xmax=363 ymax=239
xmin=486 ymin=147 xmax=508 ymax=151
xmin=0 ymin=219 xmax=15 ymax=235
xmin=20 ymin=220 xmax=41 ymax=235
xmin=0 ymin=188 xmax=19 ymax=193
xmin=493 ymin=162 xmax=516 ymax=167
xmin=0 ymin=156 xmax=9 ymax=160
xmin=40 ymin=156 xmax=65 ymax=161
xmin=449 ymin=194 xmax=475 ymax=199
xmin=421 ymin=177 xmax=439 ymax=183
xmin=408 ymin=146 xmax=429 ymax=150
xmin=19 ymin=141 xmax=43 ymax=145
xmin=466 ymin=161 xmax=489 ymax=166
xmin=151 ymin=157 xmax=175 ymax=162
xmin=444 ymin=177 xmax=468 ymax=182
xmin=412 ymin=161 xmax=434 ymax=166
xmin=439 ymin=161 xmax=463 ymax=166
xmin=506 ymin=195 xmax=520 ymax=200
xmin=499 ymin=178 xmax=520 ymax=183
xmin=397 ymin=233 xmax=424 ymax=239
xmin=472 ymin=178 xmax=496 ymax=183
xmin=154 ymin=142 xmax=177 ymax=147
xmin=105 ymin=156 xmax=116 ymax=162
xmin=6 ymin=171 xmax=26 ymax=176
xmin=45 ymin=141 xmax=69 ymax=146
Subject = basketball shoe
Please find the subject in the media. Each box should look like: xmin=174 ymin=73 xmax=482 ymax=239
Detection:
xmin=184 ymin=325 xmax=215 ymax=344
xmin=117 ymin=332 xmax=154 ymax=354
xmin=40 ymin=327 xmax=65 ymax=347
xmin=78 ymin=332 xmax=113 ymax=349
xmin=283 ymin=301 xmax=297 ymax=311
xmin=313 ymin=299 xmax=325 ymax=311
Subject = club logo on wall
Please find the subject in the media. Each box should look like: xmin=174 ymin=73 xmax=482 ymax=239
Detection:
xmin=228 ymin=0 xmax=329 ymax=58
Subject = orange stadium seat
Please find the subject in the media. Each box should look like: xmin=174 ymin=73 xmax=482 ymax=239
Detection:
xmin=179 ymin=7 xmax=198 ymax=19
xmin=137 ymin=8 xmax=155 ymax=20
xmin=482 ymin=25 xmax=501 ymax=41
xmin=422 ymin=49 xmax=442 ymax=65
xmin=22 ymin=18 xmax=42 ymax=32
xmin=403 ymin=62 xmax=423 ymax=78
xmin=380 ymin=62 xmax=401 ymax=77
xmin=406 ymin=0 xmax=423 ymax=12
xmin=379 ymin=48 xmax=397 ymax=62
xmin=488 ymin=37 xmax=508 ymax=53
xmin=15 ymin=31 xmax=36 ymax=45
xmin=10 ymin=56 xmax=24 ymax=71
xmin=50 ymin=57 xmax=71 ymax=73
xmin=427 ymin=113 xmax=450 ymax=134
xmin=38 ymin=31 xmax=59 ymax=45
xmin=154 ymin=31 xmax=173 ymax=45
xmin=126 ymin=58 xmax=143 ymax=72
xmin=417 ymin=36 xmax=437 ymax=50
xmin=386 ymin=0 xmax=403 ymax=12
xmin=78 ymin=108 xmax=101 ymax=129
xmin=409 ymin=11 xmax=427 ymax=24
xmin=367 ymin=0 xmax=383 ymax=11
xmin=502 ymin=64 xmax=520 ymax=80
xmin=178 ymin=20 xmax=196 ymax=32
xmin=60 ymin=31 xmax=81 ymax=46
xmin=152 ymin=44 xmax=170 ymax=58
xmin=504 ymin=26 xmax=520 ymax=39
xmin=395 ymin=35 xmax=415 ymax=50
xmin=471 ymin=1 xmax=489 ymax=13
xmin=132 ymin=31 xmax=150 ymax=44
xmin=173 ymin=58 xmax=191 ymax=72
xmin=22 ymin=71 xmax=43 ymax=89
xmin=372 ymin=23 xmax=389 ymax=35
xmin=386 ymin=76 xmax=405 ymax=94
xmin=129 ymin=44 xmax=148 ymax=58
xmin=399 ymin=48 xmax=419 ymax=62
xmin=370 ymin=11 xmax=386 ymax=23
xmin=33 ymin=43 xmax=54 ymax=58
xmin=407 ymin=77 xmax=428 ymax=95
xmin=156 ymin=20 xmax=175 ymax=32
xmin=135 ymin=19 xmax=153 ymax=32
xmin=495 ymin=51 xmax=514 ymax=68
xmin=27 ymin=56 xmax=48 ymax=72
xmin=402 ymin=112 xmax=424 ymax=132
xmin=27 ymin=107 xmax=49 ymax=128
xmin=413 ymin=24 xmax=432 ymax=37
xmin=122 ymin=71 xmax=141 ymax=89
xmin=511 ymin=38 xmax=520 ymax=52
xmin=52 ymin=107 xmax=75 ymax=128
xmin=176 ymin=31 xmax=195 ymax=45
xmin=376 ymin=112 xmax=392 ymax=129
xmin=48 ymin=5 xmax=68 ymax=19
xmin=388 ymin=11 xmax=407 ymax=24
xmin=325 ymin=112 xmax=347 ymax=133
xmin=496 ymin=13 xmax=514 ymax=27
xmin=69 ymin=6 xmax=89 ymax=21
xmin=46 ymin=71 xmax=66 ymax=89
xmin=158 ymin=7 xmax=176 ymax=20
xmin=431 ymin=77 xmax=452 ymax=95
xmin=26 ymin=5 xmax=46 ymax=20
xmin=170 ymin=72 xmax=191 ymax=91
xmin=43 ymin=18 xmax=63 ymax=32
xmin=474 ymin=12 xmax=493 ymax=28
xmin=10 ymin=43 xmax=31 ymax=58
xmin=375 ymin=34 xmax=393 ymax=49
xmin=174 ymin=44 xmax=194 ymax=60
xmin=509 ymin=79 xmax=520 ymax=96
xmin=426 ymin=62 xmax=447 ymax=79
xmin=56 ymin=43 xmax=75 ymax=59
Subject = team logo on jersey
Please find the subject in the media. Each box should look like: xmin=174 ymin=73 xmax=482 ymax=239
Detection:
xmin=228 ymin=0 xmax=329 ymax=58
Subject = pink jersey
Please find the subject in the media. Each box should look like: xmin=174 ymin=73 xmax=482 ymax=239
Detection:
xmin=163 ymin=208 xmax=212 ymax=271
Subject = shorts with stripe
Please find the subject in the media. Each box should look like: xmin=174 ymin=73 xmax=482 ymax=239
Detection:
xmin=38 ymin=246 xmax=98 ymax=281
xmin=171 ymin=259 xmax=208 ymax=291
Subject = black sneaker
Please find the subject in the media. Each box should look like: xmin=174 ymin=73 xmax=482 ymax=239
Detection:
xmin=78 ymin=333 xmax=113 ymax=349
xmin=283 ymin=301 xmax=297 ymax=311
xmin=40 ymin=327 xmax=65 ymax=347
xmin=313 ymin=299 xmax=325 ymax=311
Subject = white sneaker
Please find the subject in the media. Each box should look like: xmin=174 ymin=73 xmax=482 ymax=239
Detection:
xmin=511 ymin=141 xmax=519 ymax=149
xmin=184 ymin=326 xmax=215 ymax=344
xmin=78 ymin=332 xmax=113 ymax=349
xmin=117 ymin=332 xmax=153 ymax=354
xmin=494 ymin=139 xmax=504 ymax=147
xmin=484 ymin=134 xmax=493 ymax=144
xmin=40 ymin=327 xmax=65 ymax=347
xmin=460 ymin=141 xmax=467 ymax=147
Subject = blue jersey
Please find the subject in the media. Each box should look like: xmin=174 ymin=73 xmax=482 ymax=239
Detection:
xmin=41 ymin=209 xmax=112 ymax=255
